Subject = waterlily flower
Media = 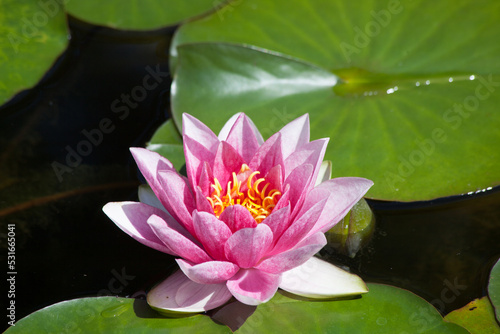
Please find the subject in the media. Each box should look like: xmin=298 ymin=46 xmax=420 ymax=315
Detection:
xmin=103 ymin=113 xmax=373 ymax=315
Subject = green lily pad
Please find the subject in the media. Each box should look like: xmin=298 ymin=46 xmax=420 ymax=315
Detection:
xmin=171 ymin=41 xmax=500 ymax=201
xmin=4 ymin=297 xmax=230 ymax=333
xmin=66 ymin=0 xmax=218 ymax=30
xmin=147 ymin=119 xmax=185 ymax=170
xmin=489 ymin=258 xmax=500 ymax=322
xmin=444 ymin=297 xmax=500 ymax=334
xmin=0 ymin=0 xmax=69 ymax=105
xmin=236 ymin=283 xmax=468 ymax=333
xmin=170 ymin=0 xmax=500 ymax=201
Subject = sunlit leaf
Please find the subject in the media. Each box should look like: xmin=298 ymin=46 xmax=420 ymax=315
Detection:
xmin=170 ymin=0 xmax=500 ymax=201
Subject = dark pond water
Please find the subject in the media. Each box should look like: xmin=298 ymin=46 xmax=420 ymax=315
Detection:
xmin=1 ymin=15 xmax=499 ymax=331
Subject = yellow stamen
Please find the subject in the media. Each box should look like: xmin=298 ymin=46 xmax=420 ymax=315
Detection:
xmin=207 ymin=164 xmax=281 ymax=223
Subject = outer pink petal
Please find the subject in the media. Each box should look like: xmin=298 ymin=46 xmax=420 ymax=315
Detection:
xmin=225 ymin=224 xmax=273 ymax=268
xmin=219 ymin=204 xmax=257 ymax=233
xmin=224 ymin=113 xmax=263 ymax=162
xmin=278 ymin=113 xmax=310 ymax=159
xmin=271 ymin=197 xmax=327 ymax=255
xmin=283 ymin=139 xmax=328 ymax=190
xmin=176 ymin=259 xmax=239 ymax=284
xmin=262 ymin=204 xmax=291 ymax=244
xmin=147 ymin=215 xmax=212 ymax=264
xmin=147 ymin=270 xmax=232 ymax=314
xmin=213 ymin=141 xmax=246 ymax=185
xmin=304 ymin=177 xmax=374 ymax=238
xmin=182 ymin=114 xmax=220 ymax=149
xmin=193 ymin=210 xmax=232 ymax=260
xmin=157 ymin=170 xmax=196 ymax=235
xmin=255 ymin=233 xmax=326 ymax=274
xmin=249 ymin=132 xmax=284 ymax=177
xmin=102 ymin=201 xmax=174 ymax=255
xmin=130 ymin=148 xmax=175 ymax=205
xmin=226 ymin=269 xmax=281 ymax=305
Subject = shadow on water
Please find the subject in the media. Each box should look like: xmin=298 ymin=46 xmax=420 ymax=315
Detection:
xmin=0 ymin=14 xmax=499 ymax=331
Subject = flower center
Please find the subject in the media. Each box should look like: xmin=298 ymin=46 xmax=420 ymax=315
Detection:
xmin=207 ymin=164 xmax=281 ymax=223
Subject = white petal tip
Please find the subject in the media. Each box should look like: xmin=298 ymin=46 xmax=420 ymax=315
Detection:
xmin=279 ymin=257 xmax=368 ymax=299
xmin=147 ymin=270 xmax=232 ymax=316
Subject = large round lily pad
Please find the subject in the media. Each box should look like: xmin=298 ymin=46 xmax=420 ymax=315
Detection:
xmin=236 ymin=283 xmax=467 ymax=333
xmin=4 ymin=297 xmax=231 ymax=333
xmin=0 ymin=0 xmax=69 ymax=105
xmin=66 ymin=0 xmax=218 ymax=30
xmin=170 ymin=0 xmax=500 ymax=201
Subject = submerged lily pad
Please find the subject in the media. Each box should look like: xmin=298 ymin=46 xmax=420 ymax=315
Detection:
xmin=444 ymin=297 xmax=500 ymax=334
xmin=236 ymin=283 xmax=468 ymax=333
xmin=4 ymin=297 xmax=230 ymax=333
xmin=0 ymin=0 xmax=69 ymax=105
xmin=489 ymin=258 xmax=500 ymax=322
xmin=66 ymin=0 xmax=218 ymax=30
xmin=325 ymin=198 xmax=375 ymax=258
xmin=170 ymin=0 xmax=500 ymax=201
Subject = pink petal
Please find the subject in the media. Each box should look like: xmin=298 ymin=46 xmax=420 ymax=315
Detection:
xmin=192 ymin=210 xmax=232 ymax=260
xmin=226 ymin=269 xmax=281 ymax=305
xmin=249 ymin=132 xmax=284 ymax=177
xmin=176 ymin=259 xmax=239 ymax=284
xmin=283 ymin=163 xmax=313 ymax=211
xmin=197 ymin=162 xmax=213 ymax=197
xmin=102 ymin=201 xmax=174 ymax=255
xmin=262 ymin=204 xmax=291 ymax=244
xmin=279 ymin=257 xmax=368 ymax=299
xmin=273 ymin=185 xmax=290 ymax=212
xmin=304 ymin=177 xmax=374 ymax=237
xmin=147 ymin=215 xmax=212 ymax=264
xmin=283 ymin=139 xmax=329 ymax=190
xmin=264 ymin=164 xmax=283 ymax=193
xmin=255 ymin=233 xmax=326 ymax=274
xmin=182 ymin=113 xmax=220 ymax=149
xmin=219 ymin=113 xmax=264 ymax=145
xmin=130 ymin=147 xmax=175 ymax=205
xmin=279 ymin=114 xmax=310 ymax=159
xmin=271 ymin=198 xmax=327 ymax=255
xmin=213 ymin=141 xmax=246 ymax=185
xmin=183 ymin=134 xmax=216 ymax=191
xmin=219 ymin=204 xmax=257 ymax=233
xmin=157 ymin=170 xmax=196 ymax=235
xmin=147 ymin=270 xmax=232 ymax=315
xmin=218 ymin=113 xmax=241 ymax=140
xmin=194 ymin=186 xmax=214 ymax=215
xmin=225 ymin=224 xmax=273 ymax=268
xmin=224 ymin=113 xmax=263 ymax=162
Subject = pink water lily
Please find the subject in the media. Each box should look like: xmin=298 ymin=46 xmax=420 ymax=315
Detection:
xmin=103 ymin=113 xmax=373 ymax=314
